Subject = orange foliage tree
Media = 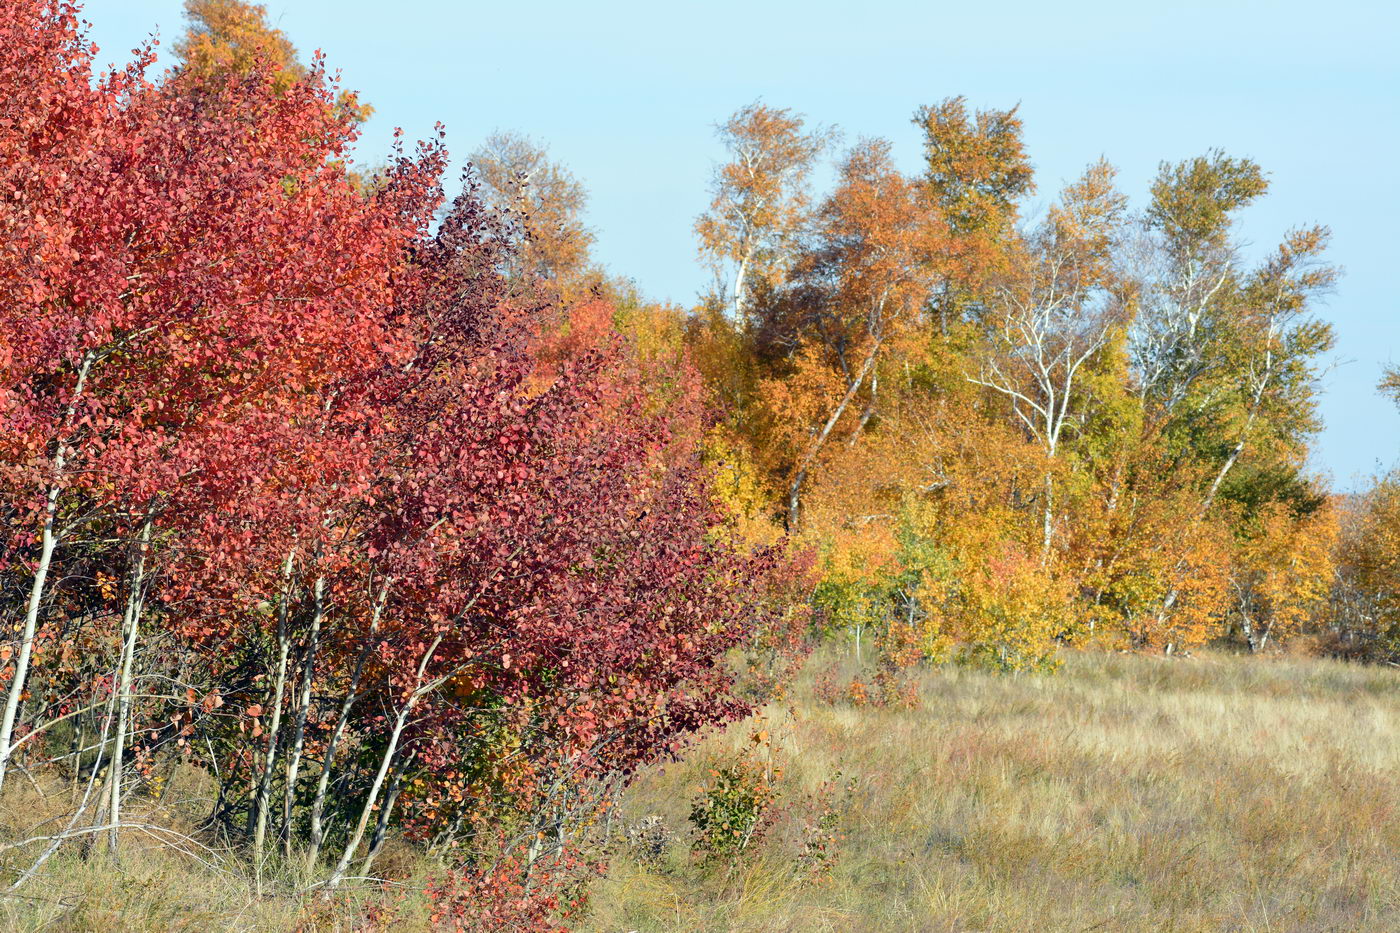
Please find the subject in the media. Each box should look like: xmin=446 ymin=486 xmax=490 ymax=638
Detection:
xmin=753 ymin=138 xmax=948 ymax=529
xmin=174 ymin=0 xmax=372 ymax=121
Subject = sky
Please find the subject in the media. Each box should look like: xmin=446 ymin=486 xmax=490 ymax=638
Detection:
xmin=86 ymin=0 xmax=1400 ymax=488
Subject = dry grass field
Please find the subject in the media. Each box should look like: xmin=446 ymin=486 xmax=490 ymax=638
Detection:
xmin=589 ymin=650 xmax=1400 ymax=932
xmin=3 ymin=649 xmax=1399 ymax=932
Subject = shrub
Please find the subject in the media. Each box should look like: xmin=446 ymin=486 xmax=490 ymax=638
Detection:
xmin=689 ymin=757 xmax=780 ymax=863
xmin=424 ymin=849 xmax=592 ymax=933
xmin=796 ymin=776 xmax=853 ymax=881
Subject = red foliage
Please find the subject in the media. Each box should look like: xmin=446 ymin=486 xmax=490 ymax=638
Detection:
xmin=425 ymin=850 xmax=593 ymax=933
xmin=0 ymin=0 xmax=810 ymax=884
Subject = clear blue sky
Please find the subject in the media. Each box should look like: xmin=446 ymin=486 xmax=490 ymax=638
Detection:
xmin=86 ymin=0 xmax=1399 ymax=488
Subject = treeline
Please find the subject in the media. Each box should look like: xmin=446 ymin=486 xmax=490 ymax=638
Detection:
xmin=681 ymin=101 xmax=1344 ymax=672
xmin=685 ymin=98 xmax=1400 ymax=670
xmin=473 ymin=96 xmax=1393 ymax=675
xmin=684 ymin=101 xmax=1400 ymax=671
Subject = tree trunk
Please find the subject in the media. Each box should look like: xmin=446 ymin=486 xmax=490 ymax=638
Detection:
xmin=847 ymin=367 xmax=879 ymax=446
xmin=731 ymin=242 xmax=752 ymax=326
xmin=305 ymin=580 xmax=388 ymax=872
xmin=107 ymin=517 xmax=152 ymax=856
xmin=1239 ymin=611 xmax=1257 ymax=652
xmin=252 ymin=549 xmax=298 ymax=892
xmin=360 ymin=749 xmax=414 ymax=879
xmin=1041 ymin=471 xmax=1055 ymax=565
xmin=0 ymin=353 xmax=95 ymax=797
xmin=281 ymin=576 xmax=325 ymax=858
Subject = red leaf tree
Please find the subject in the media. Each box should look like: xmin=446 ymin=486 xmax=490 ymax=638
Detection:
xmin=0 ymin=1 xmax=809 ymax=898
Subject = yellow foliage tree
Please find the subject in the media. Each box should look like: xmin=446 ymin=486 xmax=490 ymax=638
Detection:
xmin=1231 ymin=500 xmax=1337 ymax=651
xmin=1078 ymin=455 xmax=1234 ymax=652
xmin=696 ymin=102 xmax=833 ymax=325
xmin=1335 ymin=475 xmax=1400 ymax=654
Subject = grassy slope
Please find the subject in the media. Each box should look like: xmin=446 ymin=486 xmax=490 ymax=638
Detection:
xmin=3 ymin=650 xmax=1398 ymax=931
xmin=589 ymin=650 xmax=1400 ymax=932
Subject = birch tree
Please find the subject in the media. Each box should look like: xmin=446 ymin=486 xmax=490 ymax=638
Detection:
xmin=1130 ymin=151 xmax=1268 ymax=420
xmin=762 ymin=139 xmax=945 ymax=529
xmin=470 ymin=131 xmax=596 ymax=290
xmin=971 ymin=159 xmax=1128 ymax=559
xmin=696 ymin=102 xmax=832 ymax=326
xmin=913 ymin=96 xmax=1035 ymax=331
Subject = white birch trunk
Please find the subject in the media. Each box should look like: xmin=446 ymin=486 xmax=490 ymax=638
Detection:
xmin=106 ymin=517 xmax=152 ymax=855
xmin=325 ymin=634 xmax=443 ymax=891
xmin=0 ymin=353 xmax=95 ymax=796
xmin=280 ymin=576 xmax=325 ymax=858
xmin=251 ymin=549 xmax=297 ymax=891
xmin=305 ymin=580 xmax=387 ymax=871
